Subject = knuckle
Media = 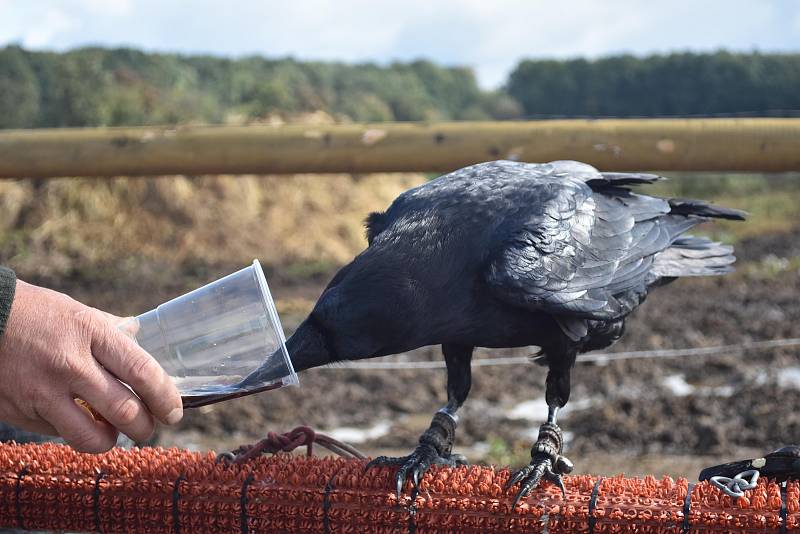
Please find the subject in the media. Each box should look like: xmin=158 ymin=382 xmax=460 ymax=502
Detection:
xmin=74 ymin=308 xmax=100 ymax=335
xmin=108 ymin=396 xmax=141 ymax=427
xmin=124 ymin=351 xmax=157 ymax=386
xmin=63 ymin=356 xmax=94 ymax=384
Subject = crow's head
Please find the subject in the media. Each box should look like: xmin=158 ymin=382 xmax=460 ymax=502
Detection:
xmin=287 ymin=247 xmax=423 ymax=372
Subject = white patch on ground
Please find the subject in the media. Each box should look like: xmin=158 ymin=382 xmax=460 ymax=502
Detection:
xmin=754 ymin=370 xmax=769 ymax=386
xmin=467 ymin=441 xmax=491 ymax=457
xmin=778 ymin=367 xmax=800 ymax=389
xmin=661 ymin=374 xmax=695 ymax=396
xmin=562 ymin=431 xmax=575 ymax=449
xmin=511 ymin=397 xmax=595 ymax=444
xmin=567 ymin=397 xmax=598 ymax=411
xmin=325 ymin=421 xmax=392 ymax=444
xmin=506 ymin=396 xmax=597 ymax=421
xmin=711 ymin=385 xmax=736 ymax=397
xmin=659 ymin=374 xmax=739 ymax=397
xmin=507 ymin=397 xmax=549 ymax=421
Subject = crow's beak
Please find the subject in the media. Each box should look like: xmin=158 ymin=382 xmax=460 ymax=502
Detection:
xmin=239 ymin=318 xmax=331 ymax=390
xmin=236 ymin=346 xmax=295 ymax=389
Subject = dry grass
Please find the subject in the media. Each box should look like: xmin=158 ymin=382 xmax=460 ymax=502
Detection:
xmin=0 ymin=173 xmax=424 ymax=276
xmin=0 ymin=172 xmax=424 ymax=319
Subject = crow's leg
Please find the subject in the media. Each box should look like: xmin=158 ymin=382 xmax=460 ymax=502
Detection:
xmin=506 ymin=350 xmax=576 ymax=507
xmin=366 ymin=344 xmax=473 ymax=496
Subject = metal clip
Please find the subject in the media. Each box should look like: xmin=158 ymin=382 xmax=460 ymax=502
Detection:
xmin=710 ymin=469 xmax=760 ymax=498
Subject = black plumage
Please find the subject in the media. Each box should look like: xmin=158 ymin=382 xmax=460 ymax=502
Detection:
xmin=249 ymin=160 xmax=745 ymax=504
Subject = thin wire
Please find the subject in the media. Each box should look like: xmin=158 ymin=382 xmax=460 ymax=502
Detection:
xmin=324 ymin=337 xmax=800 ymax=370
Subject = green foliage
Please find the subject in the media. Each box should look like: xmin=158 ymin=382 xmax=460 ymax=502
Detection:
xmin=0 ymin=46 xmax=511 ymax=128
xmin=507 ymin=51 xmax=800 ymax=117
xmin=4 ymin=47 xmax=800 ymax=129
xmin=480 ymin=435 xmax=530 ymax=467
xmin=0 ymin=46 xmax=40 ymax=128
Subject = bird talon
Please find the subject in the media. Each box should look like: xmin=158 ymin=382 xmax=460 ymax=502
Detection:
xmin=367 ymin=446 xmax=465 ymax=498
xmin=447 ymin=453 xmax=469 ymax=466
xmin=505 ymin=467 xmax=528 ymax=490
xmin=545 ymin=469 xmax=567 ymax=499
xmin=412 ymin=468 xmax=422 ymax=489
xmin=507 ymin=452 xmax=571 ymax=508
xmin=365 ymin=455 xmax=396 ymax=472
xmin=554 ymin=454 xmax=574 ymax=475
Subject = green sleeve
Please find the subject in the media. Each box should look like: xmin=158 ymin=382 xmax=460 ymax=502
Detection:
xmin=0 ymin=266 xmax=16 ymax=339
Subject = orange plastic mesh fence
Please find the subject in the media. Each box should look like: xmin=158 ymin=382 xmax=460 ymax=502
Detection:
xmin=0 ymin=442 xmax=797 ymax=533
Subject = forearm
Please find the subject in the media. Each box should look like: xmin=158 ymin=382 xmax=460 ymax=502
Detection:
xmin=0 ymin=266 xmax=15 ymax=339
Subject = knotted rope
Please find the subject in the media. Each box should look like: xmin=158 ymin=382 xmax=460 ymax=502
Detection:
xmin=217 ymin=425 xmax=366 ymax=464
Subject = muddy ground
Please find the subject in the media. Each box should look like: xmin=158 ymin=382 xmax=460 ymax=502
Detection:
xmin=148 ymin=229 xmax=800 ymax=480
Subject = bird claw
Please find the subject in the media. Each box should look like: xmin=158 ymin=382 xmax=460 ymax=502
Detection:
xmin=506 ymin=421 xmax=573 ymax=509
xmin=366 ymin=444 xmax=468 ymax=497
xmin=506 ymin=453 xmax=570 ymax=509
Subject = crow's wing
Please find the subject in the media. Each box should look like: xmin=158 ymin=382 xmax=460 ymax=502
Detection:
xmin=483 ymin=163 xmax=697 ymax=338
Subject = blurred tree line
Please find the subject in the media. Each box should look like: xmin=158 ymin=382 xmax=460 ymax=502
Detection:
xmin=1 ymin=46 xmax=798 ymax=129
xmin=0 ymin=45 xmax=519 ymax=128
xmin=508 ymin=51 xmax=800 ymax=117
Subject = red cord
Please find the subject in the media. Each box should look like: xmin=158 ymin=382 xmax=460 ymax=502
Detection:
xmin=229 ymin=426 xmax=365 ymax=463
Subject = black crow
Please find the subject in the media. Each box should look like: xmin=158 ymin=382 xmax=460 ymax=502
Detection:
xmin=245 ymin=160 xmax=745 ymax=506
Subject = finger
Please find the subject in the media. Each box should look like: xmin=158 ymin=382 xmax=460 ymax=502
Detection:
xmin=90 ymin=320 xmax=183 ymax=426
xmin=38 ymin=397 xmax=118 ymax=453
xmin=92 ymin=309 xmax=139 ymax=337
xmin=8 ymin=417 xmax=59 ymax=437
xmin=116 ymin=317 xmax=139 ymax=337
xmin=85 ymin=307 xmax=139 ymax=338
xmin=72 ymin=364 xmax=155 ymax=442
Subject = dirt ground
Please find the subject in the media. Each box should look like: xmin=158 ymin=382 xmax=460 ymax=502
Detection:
xmin=149 ymin=229 xmax=800 ymax=480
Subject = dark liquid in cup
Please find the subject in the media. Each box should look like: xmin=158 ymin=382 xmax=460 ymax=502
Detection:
xmin=181 ymin=382 xmax=282 ymax=409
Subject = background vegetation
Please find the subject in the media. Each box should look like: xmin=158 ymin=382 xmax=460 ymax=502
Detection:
xmin=2 ymin=47 xmax=799 ymax=130
xmin=507 ymin=51 xmax=800 ymax=118
xmin=0 ymin=46 xmax=518 ymax=128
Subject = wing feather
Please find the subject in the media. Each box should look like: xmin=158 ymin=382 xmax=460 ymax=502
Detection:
xmin=484 ymin=164 xmax=704 ymax=329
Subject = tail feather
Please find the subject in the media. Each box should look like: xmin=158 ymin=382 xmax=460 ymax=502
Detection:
xmin=591 ymin=172 xmax=665 ymax=187
xmin=668 ymin=198 xmax=747 ymax=221
xmin=652 ymin=236 xmax=736 ymax=278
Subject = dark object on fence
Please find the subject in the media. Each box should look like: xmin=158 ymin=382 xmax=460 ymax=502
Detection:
xmin=0 ymin=442 xmax=797 ymax=533
xmin=701 ymin=445 xmax=800 ymax=484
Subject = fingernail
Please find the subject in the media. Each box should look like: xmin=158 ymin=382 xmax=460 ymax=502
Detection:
xmin=165 ymin=407 xmax=183 ymax=425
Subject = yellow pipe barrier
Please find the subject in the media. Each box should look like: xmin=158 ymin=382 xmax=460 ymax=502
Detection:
xmin=0 ymin=118 xmax=798 ymax=178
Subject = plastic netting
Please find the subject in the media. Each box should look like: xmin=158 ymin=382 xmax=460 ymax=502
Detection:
xmin=0 ymin=442 xmax=797 ymax=533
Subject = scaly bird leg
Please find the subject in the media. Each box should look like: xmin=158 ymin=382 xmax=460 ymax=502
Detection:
xmin=505 ymin=405 xmax=574 ymax=508
xmin=507 ymin=352 xmax=576 ymax=508
xmin=366 ymin=344 xmax=473 ymax=497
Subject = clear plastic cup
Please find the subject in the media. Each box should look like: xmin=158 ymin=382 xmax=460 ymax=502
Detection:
xmin=122 ymin=260 xmax=297 ymax=408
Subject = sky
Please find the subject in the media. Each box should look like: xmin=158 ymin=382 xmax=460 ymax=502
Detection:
xmin=0 ymin=0 xmax=799 ymax=88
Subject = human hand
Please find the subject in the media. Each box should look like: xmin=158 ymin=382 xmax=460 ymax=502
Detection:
xmin=0 ymin=280 xmax=183 ymax=452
